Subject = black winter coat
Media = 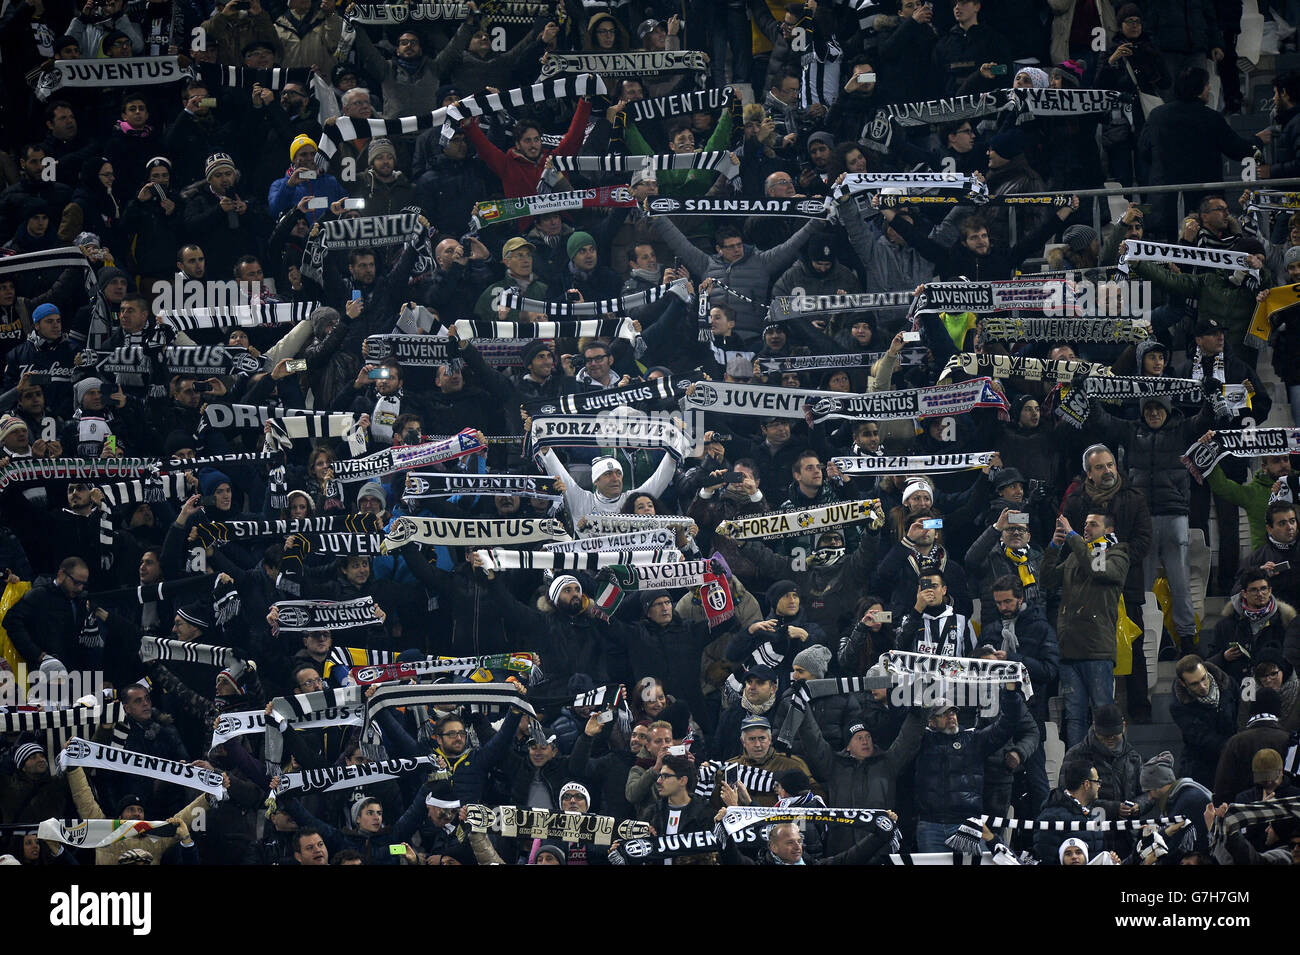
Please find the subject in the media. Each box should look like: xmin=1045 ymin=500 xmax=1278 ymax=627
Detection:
xmin=1169 ymin=659 xmax=1239 ymax=788
xmin=607 ymin=615 xmax=711 ymax=722
xmin=1064 ymin=730 xmax=1146 ymax=819
xmin=1086 ymin=399 xmax=1220 ymax=516
xmin=2 ymin=578 xmax=87 ymax=669
xmin=913 ymin=691 xmax=1022 ymax=823
xmin=1034 ymin=788 xmax=1105 ymax=863
xmin=981 ymin=603 xmax=1060 ymax=723
xmin=1060 ymin=480 xmax=1152 ymax=593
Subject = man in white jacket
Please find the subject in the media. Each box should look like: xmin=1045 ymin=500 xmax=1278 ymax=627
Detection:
xmin=539 ymin=449 xmax=677 ymax=524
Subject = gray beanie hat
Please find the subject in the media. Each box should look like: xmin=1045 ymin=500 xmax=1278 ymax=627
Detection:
xmin=1285 ymin=245 xmax=1300 ymax=268
xmin=793 ymin=644 xmax=832 ymax=679
xmin=1139 ymin=750 xmax=1177 ymax=791
xmin=1063 ymin=224 xmax=1098 ymax=252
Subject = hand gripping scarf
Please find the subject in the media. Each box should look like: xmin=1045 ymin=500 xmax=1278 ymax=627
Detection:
xmin=273 ymin=756 xmax=446 ymax=797
xmin=272 ymin=597 xmax=381 ymax=633
xmin=331 ymin=430 xmax=486 ymax=484
xmin=464 ymin=803 xmax=652 ymax=846
xmin=831 ymin=453 xmax=995 ymax=474
xmin=471 ymin=185 xmax=636 ymax=230
xmin=382 ymin=515 xmax=569 ymax=551
xmin=36 ymin=817 xmax=177 ymax=849
xmin=347 ymin=652 xmax=540 ymax=686
xmin=807 ymin=378 xmax=1008 ymax=423
xmin=403 ymin=472 xmax=561 ymax=501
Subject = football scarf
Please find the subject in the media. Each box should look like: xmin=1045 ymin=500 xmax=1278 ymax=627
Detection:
xmin=980 ymin=316 xmax=1150 ymax=344
xmin=830 ymin=453 xmax=995 ymax=474
xmin=471 ymin=185 xmax=635 ymax=230
xmin=403 ymin=472 xmax=561 ymax=501
xmin=1246 ymin=282 xmax=1300 ymax=348
xmin=320 ymin=213 xmax=421 ymax=249
xmin=36 ymin=817 xmax=177 ymax=849
xmin=272 ymin=597 xmax=381 ymax=633
xmin=381 ymin=515 xmax=569 ymax=550
xmin=647 ymin=196 xmax=829 ymax=218
xmin=1217 ymin=795 xmax=1300 ymax=835
xmin=755 ymin=350 xmax=926 ymax=373
xmin=580 ymin=514 xmax=695 ymax=534
xmin=194 ymin=62 xmax=312 ymax=90
xmin=626 ymin=86 xmax=736 ymax=123
xmin=693 ymin=761 xmax=777 ymax=798
xmin=830 ymin=171 xmax=981 ymax=202
xmin=194 ymin=513 xmax=380 ymax=546
xmin=362 ymin=335 xmax=454 ymax=366
xmin=0 ymin=246 xmax=91 ymax=278
xmin=265 ymin=413 xmax=361 ymax=452
xmin=201 ymin=399 xmax=318 ymax=429
xmin=331 ymin=430 xmax=486 ymax=484
xmin=682 ymin=380 xmax=845 ymax=419
xmin=1082 ymin=375 xmax=1210 ymax=405
xmin=318 ymin=75 xmax=606 ymax=158
xmin=767 ymin=291 xmax=915 ymax=323
xmin=139 ymin=636 xmax=239 ymax=669
xmin=161 ymin=301 xmax=318 ymax=332
xmin=911 ymin=279 xmax=1076 ymax=316
xmin=96 ymin=473 xmax=189 ymax=508
xmin=544 ymin=529 xmax=677 ymax=552
xmin=210 ymin=709 xmax=268 ymax=747
xmin=527 ymin=414 xmax=693 ymax=460
xmin=522 ymin=376 xmax=682 ymax=417
xmin=884 ymin=650 xmax=1032 ymax=699
xmin=716 ymin=500 xmax=884 ymax=541
xmin=807 ymin=378 xmax=1008 ymax=423
xmin=608 ymin=830 xmax=722 ymax=863
xmin=57 ymin=737 xmax=226 ymax=800
xmin=700 ymin=569 xmax=734 ymax=629
xmin=0 ymin=703 xmax=125 ymax=734
xmin=34 ymin=56 xmax=182 ymax=100
xmin=495 ymin=278 xmax=686 ymax=317
xmin=1182 ymin=428 xmax=1300 ymax=481
xmin=363 ymin=684 xmax=538 ymax=740
xmin=1119 ymin=239 xmax=1259 ymax=280
xmin=83 ymin=344 xmax=262 ymax=377
xmin=474 ymin=549 xmax=667 ymax=571
xmin=551 ymin=151 xmax=741 ymax=179
xmin=453 ymin=318 xmax=636 ymax=341
xmin=347 ymin=652 xmax=540 ymax=686
xmin=538 ymin=50 xmax=707 ymax=80
xmin=464 ymin=803 xmax=650 ymax=845
xmin=272 ymin=756 xmax=445 ymax=796
xmin=0 ymin=457 xmax=156 ymax=493
xmin=721 ymin=804 xmax=900 ymax=839
xmin=939 ymin=352 xmax=1110 ymax=384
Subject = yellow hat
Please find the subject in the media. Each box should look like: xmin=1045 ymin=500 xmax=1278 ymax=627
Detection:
xmin=289 ymin=134 xmax=317 ymax=161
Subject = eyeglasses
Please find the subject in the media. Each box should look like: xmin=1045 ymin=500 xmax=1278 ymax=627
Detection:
xmin=297 ymin=677 xmax=324 ymax=689
xmin=439 ymin=729 xmax=467 ymax=738
xmin=584 ymin=354 xmax=610 ymax=363
xmin=1088 ymin=777 xmax=1102 ymax=784
xmin=655 ymin=772 xmax=680 ymax=780
xmin=1205 ymin=205 xmax=1229 ymax=214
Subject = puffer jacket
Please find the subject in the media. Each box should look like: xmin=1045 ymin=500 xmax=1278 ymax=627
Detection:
xmin=913 ymin=691 xmax=1022 ymax=823
xmin=1169 ymin=658 xmax=1239 ymax=787
xmin=273 ymin=8 xmax=341 ymax=69
xmin=649 ymin=214 xmax=824 ymax=337
xmin=1040 ymin=534 xmax=1130 ymax=661
xmin=1064 ymin=729 xmax=1146 ymax=819
xmin=795 ymin=709 xmax=925 ymax=853
xmin=1206 ymin=594 xmax=1296 ymax=684
xmin=483 ymin=577 xmax=615 ymax=685
xmin=1086 ymin=396 xmax=1221 ymax=516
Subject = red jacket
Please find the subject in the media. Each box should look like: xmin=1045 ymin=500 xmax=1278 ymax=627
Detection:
xmin=462 ymin=99 xmax=593 ymax=198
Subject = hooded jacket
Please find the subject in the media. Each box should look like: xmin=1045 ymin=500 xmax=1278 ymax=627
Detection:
xmin=1169 ymin=658 xmax=1239 ymax=788
xmin=1063 ymin=729 xmax=1146 ymax=819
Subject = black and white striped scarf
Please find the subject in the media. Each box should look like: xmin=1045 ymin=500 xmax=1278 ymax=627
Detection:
xmin=694 ymin=761 xmax=777 ymax=798
xmin=161 ymin=301 xmax=317 ymax=332
xmin=550 ymin=150 xmax=739 ymax=179
xmin=1218 ymin=795 xmax=1300 ymax=834
xmin=474 ymin=549 xmax=667 ymax=571
xmin=464 ymin=803 xmax=648 ymax=845
xmin=318 ymin=75 xmax=607 ymax=158
xmin=580 ymin=514 xmax=695 ymax=535
xmin=886 ymin=649 xmax=1031 ymax=698
xmin=496 ymin=278 xmax=685 ymax=317
xmin=265 ymin=413 xmax=360 ymax=451
xmin=57 ymin=736 xmax=227 ymax=799
xmin=265 ymin=685 xmax=368 ymax=768
xmin=0 ymin=702 xmax=125 ymax=734
xmin=194 ymin=62 xmax=312 ymax=90
xmin=97 ymin=473 xmax=188 ymax=508
xmin=831 ymin=453 xmax=995 ymax=475
xmin=364 ymin=683 xmax=538 ymax=737
xmin=139 ymin=636 xmax=239 ymax=668
xmin=647 ymin=196 xmax=829 ymax=218
xmin=538 ymin=50 xmax=707 ymax=80
xmin=453 ymin=318 xmax=636 ymax=341
xmin=0 ymin=245 xmax=91 ymax=279
xmin=382 ymin=515 xmax=569 ymax=549
xmin=980 ymin=316 xmax=1151 ymax=344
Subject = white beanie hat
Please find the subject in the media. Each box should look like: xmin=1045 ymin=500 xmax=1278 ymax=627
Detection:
xmin=548 ymin=574 xmax=580 ymax=605
xmin=901 ymin=480 xmax=932 ymax=504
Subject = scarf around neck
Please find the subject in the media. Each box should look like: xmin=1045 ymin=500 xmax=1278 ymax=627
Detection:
xmin=1085 ymin=475 xmax=1122 ymax=508
xmin=1003 ymin=546 xmax=1035 ymax=586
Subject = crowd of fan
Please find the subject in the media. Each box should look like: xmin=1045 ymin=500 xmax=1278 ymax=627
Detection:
xmin=0 ymin=0 xmax=1299 ymax=867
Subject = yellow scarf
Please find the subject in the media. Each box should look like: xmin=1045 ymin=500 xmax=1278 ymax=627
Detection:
xmin=1004 ymin=546 xmax=1035 ymax=586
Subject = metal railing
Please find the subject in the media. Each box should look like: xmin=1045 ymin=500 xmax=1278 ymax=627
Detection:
xmin=1005 ymin=177 xmax=1300 ymax=244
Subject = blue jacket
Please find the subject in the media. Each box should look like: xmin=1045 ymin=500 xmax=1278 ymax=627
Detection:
xmin=376 ymin=706 xmax=522 ymax=805
xmin=913 ymin=690 xmax=1021 ymax=824
xmin=267 ymin=169 xmax=346 ymax=220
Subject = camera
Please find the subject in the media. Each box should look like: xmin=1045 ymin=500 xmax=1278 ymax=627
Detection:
xmin=285 ymin=359 xmax=307 ymax=373
xmin=193 ymin=382 xmax=215 ymax=393
xmin=297 ymin=169 xmax=317 ymax=180
xmin=922 ymin=518 xmax=943 ymax=529
xmin=1008 ymin=512 xmax=1030 ymax=525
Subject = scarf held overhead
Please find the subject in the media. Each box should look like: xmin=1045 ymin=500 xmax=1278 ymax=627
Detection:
xmin=716 ymin=499 xmax=884 ymax=541
xmin=808 ymin=378 xmax=1009 ymax=423
xmin=57 ymin=737 xmax=227 ymax=800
